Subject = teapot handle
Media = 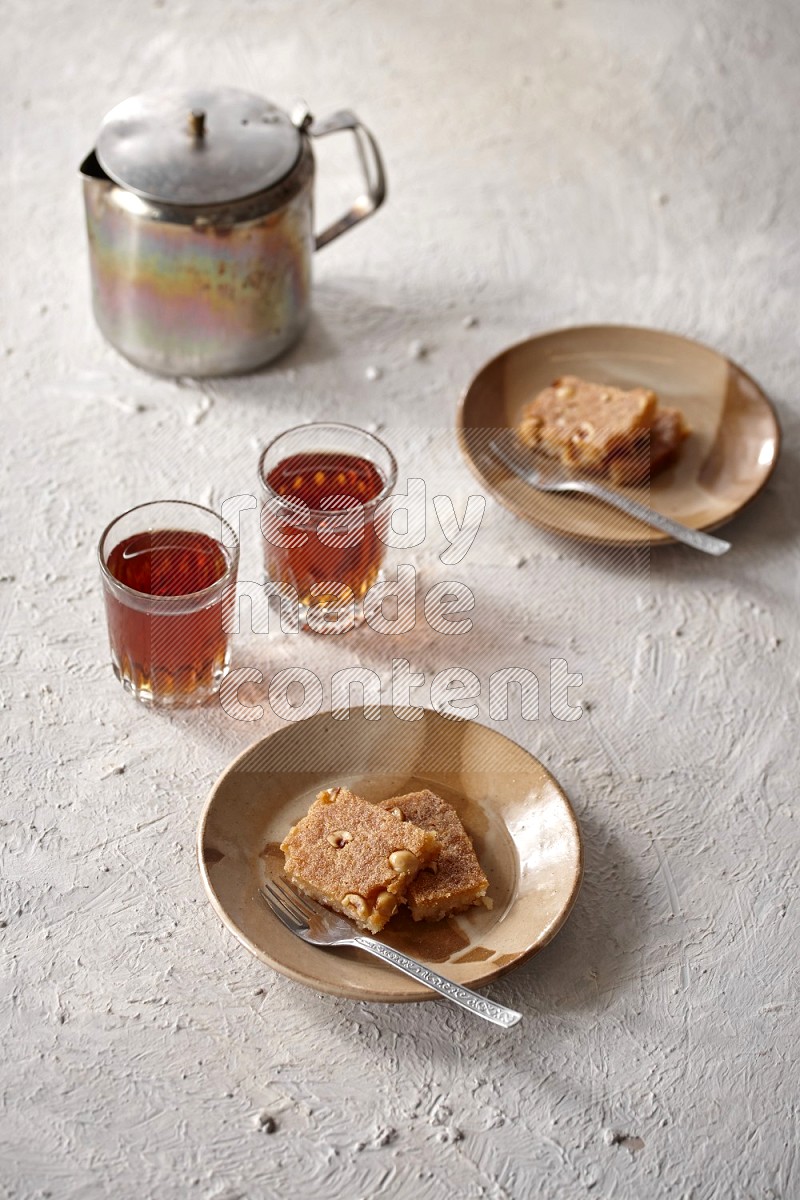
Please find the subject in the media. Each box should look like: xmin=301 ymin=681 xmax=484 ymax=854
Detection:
xmin=300 ymin=109 xmax=387 ymax=250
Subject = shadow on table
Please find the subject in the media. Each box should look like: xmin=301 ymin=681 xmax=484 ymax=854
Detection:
xmin=267 ymin=805 xmax=649 ymax=1045
xmin=213 ymin=274 xmax=472 ymax=381
xmin=487 ymin=804 xmax=649 ymax=1016
xmin=342 ymin=587 xmax=570 ymax=679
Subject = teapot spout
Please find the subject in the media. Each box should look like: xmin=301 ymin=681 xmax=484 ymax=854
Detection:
xmin=80 ymin=150 xmax=108 ymax=180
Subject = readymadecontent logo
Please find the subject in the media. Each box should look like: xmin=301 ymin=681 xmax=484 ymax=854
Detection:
xmin=216 ymin=479 xmax=586 ymax=724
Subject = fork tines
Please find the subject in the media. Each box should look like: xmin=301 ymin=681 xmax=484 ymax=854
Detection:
xmin=260 ymin=877 xmax=311 ymax=932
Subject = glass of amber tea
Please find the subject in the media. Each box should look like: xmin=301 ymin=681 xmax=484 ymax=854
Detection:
xmin=98 ymin=500 xmax=239 ymax=706
xmin=258 ymin=422 xmax=397 ymax=632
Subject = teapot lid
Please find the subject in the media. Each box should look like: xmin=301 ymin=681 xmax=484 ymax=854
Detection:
xmin=95 ymin=86 xmax=303 ymax=206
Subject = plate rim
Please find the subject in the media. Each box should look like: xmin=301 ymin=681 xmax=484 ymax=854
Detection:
xmin=197 ymin=707 xmax=584 ymax=1003
xmin=456 ymin=322 xmax=782 ymax=548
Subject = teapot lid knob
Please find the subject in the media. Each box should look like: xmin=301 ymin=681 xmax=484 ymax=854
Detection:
xmin=188 ymin=109 xmax=206 ymax=140
xmin=290 ymin=101 xmax=313 ymax=132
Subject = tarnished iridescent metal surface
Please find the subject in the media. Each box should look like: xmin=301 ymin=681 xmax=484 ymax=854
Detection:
xmin=82 ymin=146 xmax=314 ymax=377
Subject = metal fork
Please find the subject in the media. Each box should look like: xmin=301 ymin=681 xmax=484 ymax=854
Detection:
xmin=259 ymin=877 xmax=522 ymax=1028
xmin=487 ymin=434 xmax=731 ymax=556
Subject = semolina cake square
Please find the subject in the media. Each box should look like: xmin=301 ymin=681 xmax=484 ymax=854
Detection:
xmin=517 ymin=375 xmax=657 ymax=471
xmin=280 ymin=786 xmax=440 ymax=934
xmin=607 ymin=406 xmax=689 ymax=486
xmin=377 ymin=790 xmax=489 ymax=922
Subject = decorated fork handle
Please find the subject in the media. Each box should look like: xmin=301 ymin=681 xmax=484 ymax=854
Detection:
xmin=576 ymin=479 xmax=731 ymax=555
xmin=353 ymin=937 xmax=522 ymax=1027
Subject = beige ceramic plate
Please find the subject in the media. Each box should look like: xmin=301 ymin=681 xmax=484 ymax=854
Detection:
xmin=457 ymin=325 xmax=780 ymax=546
xmin=198 ymin=708 xmax=583 ymax=1002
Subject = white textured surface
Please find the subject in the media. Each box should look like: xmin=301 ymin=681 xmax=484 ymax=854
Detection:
xmin=2 ymin=1 xmax=799 ymax=1197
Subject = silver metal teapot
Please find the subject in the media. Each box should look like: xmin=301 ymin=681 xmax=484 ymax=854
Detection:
xmin=79 ymin=87 xmax=386 ymax=376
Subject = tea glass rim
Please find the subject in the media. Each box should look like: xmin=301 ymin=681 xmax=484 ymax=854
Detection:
xmin=98 ymin=499 xmax=240 ymax=607
xmin=257 ymin=421 xmax=398 ymax=518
